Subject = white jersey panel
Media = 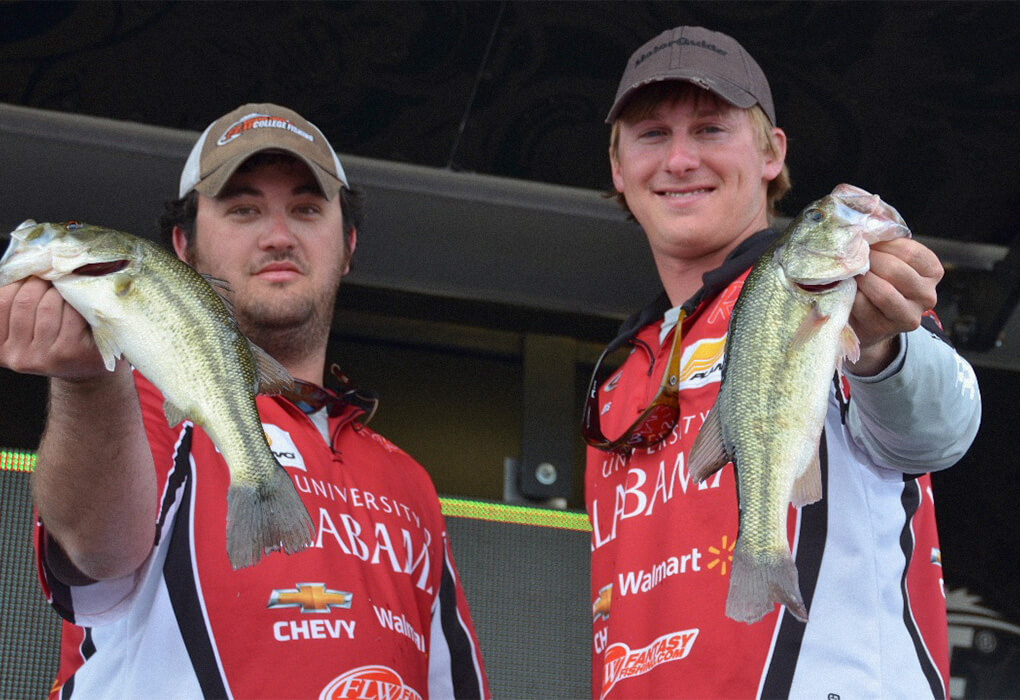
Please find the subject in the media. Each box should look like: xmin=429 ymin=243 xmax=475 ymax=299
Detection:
xmin=788 ymin=400 xmax=936 ymax=698
xmin=64 ymin=521 xmax=206 ymax=699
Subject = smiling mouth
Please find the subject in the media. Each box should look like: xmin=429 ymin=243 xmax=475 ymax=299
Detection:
xmin=659 ymin=188 xmax=712 ymax=199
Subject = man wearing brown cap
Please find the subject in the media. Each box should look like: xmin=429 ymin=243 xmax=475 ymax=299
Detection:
xmin=2 ymin=103 xmax=490 ymax=698
xmin=583 ymin=26 xmax=979 ymax=698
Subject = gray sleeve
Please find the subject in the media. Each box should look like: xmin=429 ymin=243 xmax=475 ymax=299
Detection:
xmin=844 ymin=326 xmax=981 ymax=474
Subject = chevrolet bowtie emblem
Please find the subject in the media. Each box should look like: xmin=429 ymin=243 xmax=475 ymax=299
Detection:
xmin=268 ymin=583 xmax=353 ymax=613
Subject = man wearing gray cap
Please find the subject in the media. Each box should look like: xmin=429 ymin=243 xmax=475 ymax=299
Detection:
xmin=3 ymin=103 xmax=490 ymax=698
xmin=583 ymin=26 xmax=979 ymax=698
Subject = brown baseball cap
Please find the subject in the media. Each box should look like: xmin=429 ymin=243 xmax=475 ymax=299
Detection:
xmin=607 ymin=26 xmax=775 ymax=125
xmin=179 ymin=102 xmax=349 ymax=199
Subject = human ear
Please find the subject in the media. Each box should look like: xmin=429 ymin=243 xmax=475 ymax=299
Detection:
xmin=171 ymin=226 xmax=191 ymax=263
xmin=763 ymin=127 xmax=788 ymax=181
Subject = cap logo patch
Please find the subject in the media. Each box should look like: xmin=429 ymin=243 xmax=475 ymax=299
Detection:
xmin=634 ymin=36 xmax=727 ymax=68
xmin=216 ymin=112 xmax=315 ymax=147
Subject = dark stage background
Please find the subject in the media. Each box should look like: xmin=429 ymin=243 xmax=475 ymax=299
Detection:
xmin=2 ymin=2 xmax=1016 ymax=250
xmin=1 ymin=2 xmax=1018 ymax=697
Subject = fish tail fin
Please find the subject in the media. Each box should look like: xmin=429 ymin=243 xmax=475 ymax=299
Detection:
xmin=726 ymin=546 xmax=808 ymax=624
xmin=226 ymin=466 xmax=315 ymax=569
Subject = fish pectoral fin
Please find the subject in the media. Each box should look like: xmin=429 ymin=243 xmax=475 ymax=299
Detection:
xmin=838 ymin=324 xmax=861 ymax=368
xmin=791 ymin=451 xmax=823 ymax=507
xmin=791 ymin=303 xmax=830 ymax=350
xmin=90 ymin=324 xmax=123 ymax=372
xmin=164 ymin=400 xmax=188 ymax=428
xmin=688 ymin=407 xmax=729 ymax=482
xmin=250 ymin=341 xmax=295 ymax=395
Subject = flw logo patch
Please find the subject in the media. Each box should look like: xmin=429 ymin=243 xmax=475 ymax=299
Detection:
xmin=320 ymin=665 xmax=422 ymax=700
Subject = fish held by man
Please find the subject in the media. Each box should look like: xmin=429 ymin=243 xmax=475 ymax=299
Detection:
xmin=0 ymin=220 xmax=315 ymax=569
xmin=687 ymin=184 xmax=911 ymax=624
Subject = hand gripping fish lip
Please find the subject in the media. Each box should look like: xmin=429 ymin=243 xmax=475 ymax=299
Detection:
xmin=783 ymin=187 xmax=911 ymax=290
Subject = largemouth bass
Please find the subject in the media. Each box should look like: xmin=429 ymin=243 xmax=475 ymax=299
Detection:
xmin=0 ymin=220 xmax=315 ymax=569
xmin=687 ymin=184 xmax=911 ymax=624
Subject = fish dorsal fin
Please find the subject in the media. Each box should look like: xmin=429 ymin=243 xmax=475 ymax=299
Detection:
xmin=791 ymin=450 xmax=823 ymax=507
xmin=198 ymin=273 xmax=293 ymax=394
xmin=202 ymin=274 xmax=235 ymax=313
xmin=688 ymin=407 xmax=730 ymax=483
xmin=249 ymin=341 xmax=295 ymax=395
xmin=791 ymin=302 xmax=830 ymax=350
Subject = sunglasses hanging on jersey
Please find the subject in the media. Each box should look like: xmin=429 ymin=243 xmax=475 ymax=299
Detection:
xmin=582 ymin=309 xmax=687 ymax=455
xmin=283 ymin=364 xmax=379 ymax=425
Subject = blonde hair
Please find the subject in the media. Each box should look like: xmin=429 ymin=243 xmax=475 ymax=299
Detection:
xmin=608 ymin=82 xmax=791 ymax=219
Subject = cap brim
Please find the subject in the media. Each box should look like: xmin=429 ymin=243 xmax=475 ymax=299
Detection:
xmin=192 ymin=148 xmax=345 ymax=200
xmin=606 ymin=74 xmax=762 ymax=124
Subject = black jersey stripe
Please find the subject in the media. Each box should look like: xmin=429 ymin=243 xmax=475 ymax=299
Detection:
xmin=759 ymin=430 xmax=830 ymax=699
xmin=438 ymin=544 xmax=484 ymax=699
xmin=163 ymin=427 xmax=230 ymax=699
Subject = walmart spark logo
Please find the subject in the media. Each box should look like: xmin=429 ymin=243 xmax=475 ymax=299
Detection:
xmin=706 ymin=535 xmax=736 ymax=575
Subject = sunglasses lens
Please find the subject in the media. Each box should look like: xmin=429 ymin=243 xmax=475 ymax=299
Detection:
xmin=583 ymin=396 xmax=679 ymax=452
xmin=585 ymin=309 xmax=687 ymax=454
xmin=626 ymin=402 xmax=679 ymax=447
xmin=286 ymin=381 xmax=326 ymax=412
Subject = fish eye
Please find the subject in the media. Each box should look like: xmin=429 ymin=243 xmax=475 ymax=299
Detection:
xmin=806 ymin=209 xmax=824 ymax=223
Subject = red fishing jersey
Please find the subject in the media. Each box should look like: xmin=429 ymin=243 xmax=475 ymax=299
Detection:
xmin=37 ymin=373 xmax=490 ymax=699
xmin=586 ymin=229 xmax=976 ymax=699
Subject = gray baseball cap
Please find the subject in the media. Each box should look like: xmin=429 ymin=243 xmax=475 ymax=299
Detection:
xmin=607 ymin=26 xmax=775 ymax=125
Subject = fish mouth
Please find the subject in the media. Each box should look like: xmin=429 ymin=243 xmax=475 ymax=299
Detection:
xmin=830 ymin=184 xmax=911 ymax=242
xmin=831 ymin=183 xmax=903 ymax=221
xmin=795 ymin=281 xmax=843 ymax=293
xmin=72 ymin=260 xmax=130 ymax=276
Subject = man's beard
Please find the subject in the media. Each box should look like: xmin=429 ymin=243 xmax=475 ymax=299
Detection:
xmin=186 ymin=247 xmax=343 ymax=368
xmin=235 ymin=292 xmax=333 ymax=367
